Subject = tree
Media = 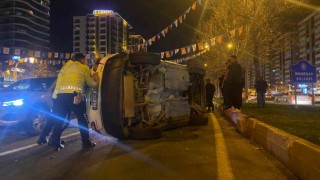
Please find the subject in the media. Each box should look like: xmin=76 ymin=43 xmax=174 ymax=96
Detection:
xmin=198 ymin=0 xmax=308 ymax=79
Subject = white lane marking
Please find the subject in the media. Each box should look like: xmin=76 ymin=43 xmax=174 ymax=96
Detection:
xmin=0 ymin=132 xmax=80 ymax=157
xmin=210 ymin=113 xmax=234 ymax=180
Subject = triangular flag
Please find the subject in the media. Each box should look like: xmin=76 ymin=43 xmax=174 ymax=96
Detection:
xmin=230 ymin=29 xmax=236 ymax=38
xmin=19 ymin=58 xmax=24 ymax=63
xmin=24 ymin=58 xmax=28 ymax=63
xmin=148 ymin=39 xmax=152 ymax=46
xmin=54 ymin=52 xmax=59 ymax=58
xmin=186 ymin=7 xmax=191 ymax=14
xmin=197 ymin=0 xmax=202 ymax=5
xmin=210 ymin=38 xmax=216 ymax=46
xmin=164 ymin=27 xmax=169 ymax=34
xmin=161 ymin=30 xmax=166 ymax=37
xmin=14 ymin=49 xmax=21 ymax=55
xmin=157 ymin=34 xmax=161 ymax=40
xmin=161 ymin=52 xmax=164 ymax=59
xmin=28 ymin=50 xmax=34 ymax=57
xmin=52 ymin=60 xmax=55 ymax=65
xmin=48 ymin=52 xmax=53 ymax=59
xmin=169 ymin=24 xmax=173 ymax=29
xmin=170 ymin=50 xmax=174 ymax=57
xmin=165 ymin=51 xmax=170 ymax=58
xmin=180 ymin=47 xmax=186 ymax=55
xmin=41 ymin=51 xmax=47 ymax=58
xmin=151 ymin=36 xmax=156 ymax=42
xmin=174 ymin=20 xmax=178 ymax=27
xmin=8 ymin=60 xmax=13 ymax=65
xmin=34 ymin=51 xmax=41 ymax=58
xmin=191 ymin=2 xmax=197 ymax=10
xmin=216 ymin=35 xmax=223 ymax=43
xmin=3 ymin=47 xmax=10 ymax=54
xmin=192 ymin=44 xmax=197 ymax=51
xmin=175 ymin=49 xmax=180 ymax=54
xmin=197 ymin=42 xmax=204 ymax=50
xmin=65 ymin=53 xmax=71 ymax=59
xmin=59 ymin=53 xmax=65 ymax=59
xmin=35 ymin=59 xmax=38 ymax=64
xmin=178 ymin=16 xmax=183 ymax=24
xmin=183 ymin=13 xmax=187 ymax=20
xmin=186 ymin=46 xmax=191 ymax=53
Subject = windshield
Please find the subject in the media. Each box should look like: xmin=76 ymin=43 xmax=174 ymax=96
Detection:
xmin=3 ymin=78 xmax=56 ymax=92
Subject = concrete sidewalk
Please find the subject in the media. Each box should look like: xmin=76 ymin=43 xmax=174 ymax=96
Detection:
xmin=45 ymin=113 xmax=296 ymax=180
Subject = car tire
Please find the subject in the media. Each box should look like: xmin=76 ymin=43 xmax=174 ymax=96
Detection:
xmin=23 ymin=103 xmax=49 ymax=136
xmin=129 ymin=53 xmax=161 ymax=65
xmin=101 ymin=54 xmax=130 ymax=140
xmin=129 ymin=127 xmax=162 ymax=139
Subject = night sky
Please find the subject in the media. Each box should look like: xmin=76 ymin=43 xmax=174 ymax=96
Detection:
xmin=50 ymin=0 xmax=204 ymax=53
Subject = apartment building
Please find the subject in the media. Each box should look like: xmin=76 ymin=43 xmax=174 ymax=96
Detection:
xmin=73 ymin=10 xmax=131 ymax=57
xmin=298 ymin=11 xmax=320 ymax=83
xmin=0 ymin=0 xmax=50 ymax=50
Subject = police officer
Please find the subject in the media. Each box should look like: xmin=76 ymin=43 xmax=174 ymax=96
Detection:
xmin=37 ymin=60 xmax=74 ymax=145
xmin=51 ymin=53 xmax=99 ymax=151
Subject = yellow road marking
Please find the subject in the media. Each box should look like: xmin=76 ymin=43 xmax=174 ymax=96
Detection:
xmin=210 ymin=113 xmax=234 ymax=180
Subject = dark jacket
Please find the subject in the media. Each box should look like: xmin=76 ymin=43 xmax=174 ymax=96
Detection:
xmin=224 ymin=62 xmax=242 ymax=89
xmin=255 ymin=80 xmax=268 ymax=93
xmin=206 ymin=83 xmax=215 ymax=99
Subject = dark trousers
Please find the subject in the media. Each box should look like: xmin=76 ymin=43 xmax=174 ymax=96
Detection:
xmin=51 ymin=93 xmax=90 ymax=146
xmin=227 ymin=88 xmax=243 ymax=109
xmin=221 ymin=88 xmax=228 ymax=105
xmin=39 ymin=99 xmax=70 ymax=139
xmin=206 ymin=97 xmax=214 ymax=111
xmin=257 ymin=92 xmax=266 ymax=107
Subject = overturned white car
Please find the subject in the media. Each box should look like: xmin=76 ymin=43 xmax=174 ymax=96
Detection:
xmin=86 ymin=53 xmax=207 ymax=140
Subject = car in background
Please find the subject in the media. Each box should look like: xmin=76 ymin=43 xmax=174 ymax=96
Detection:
xmin=0 ymin=77 xmax=56 ymax=135
xmin=274 ymin=91 xmax=312 ymax=105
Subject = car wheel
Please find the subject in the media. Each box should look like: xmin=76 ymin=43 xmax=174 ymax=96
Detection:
xmin=101 ymin=54 xmax=130 ymax=140
xmin=129 ymin=53 xmax=161 ymax=65
xmin=129 ymin=127 xmax=162 ymax=139
xmin=24 ymin=104 xmax=49 ymax=136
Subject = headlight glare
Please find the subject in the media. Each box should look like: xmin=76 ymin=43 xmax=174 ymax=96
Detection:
xmin=2 ymin=99 xmax=24 ymax=107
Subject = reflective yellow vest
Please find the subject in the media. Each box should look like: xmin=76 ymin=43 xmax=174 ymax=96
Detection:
xmin=52 ymin=60 xmax=98 ymax=98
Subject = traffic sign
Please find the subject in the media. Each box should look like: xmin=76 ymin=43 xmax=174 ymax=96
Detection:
xmin=291 ymin=60 xmax=316 ymax=83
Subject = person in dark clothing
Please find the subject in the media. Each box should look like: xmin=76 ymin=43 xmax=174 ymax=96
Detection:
xmin=224 ymin=55 xmax=243 ymax=110
xmin=255 ymin=76 xmax=268 ymax=107
xmin=206 ymin=79 xmax=216 ymax=112
xmin=37 ymin=99 xmax=70 ymax=145
xmin=219 ymin=68 xmax=228 ymax=106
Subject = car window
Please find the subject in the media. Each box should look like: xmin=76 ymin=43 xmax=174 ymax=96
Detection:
xmin=5 ymin=78 xmax=56 ymax=92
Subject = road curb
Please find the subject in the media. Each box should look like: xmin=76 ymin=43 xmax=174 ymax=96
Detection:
xmin=221 ymin=109 xmax=320 ymax=180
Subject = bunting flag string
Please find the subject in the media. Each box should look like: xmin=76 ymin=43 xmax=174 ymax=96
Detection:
xmin=158 ymin=26 xmax=244 ymax=59
xmin=163 ymin=49 xmax=209 ymax=64
xmin=146 ymin=0 xmax=202 ymax=46
xmin=0 ymin=47 xmax=99 ymax=65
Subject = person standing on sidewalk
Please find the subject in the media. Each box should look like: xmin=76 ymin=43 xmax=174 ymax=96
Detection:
xmin=206 ymin=79 xmax=216 ymax=112
xmin=224 ymin=55 xmax=242 ymax=111
xmin=255 ymin=76 xmax=268 ymax=107
xmin=51 ymin=53 xmax=99 ymax=151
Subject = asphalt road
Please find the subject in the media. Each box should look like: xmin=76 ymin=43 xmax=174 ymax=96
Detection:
xmin=0 ymin=114 xmax=298 ymax=180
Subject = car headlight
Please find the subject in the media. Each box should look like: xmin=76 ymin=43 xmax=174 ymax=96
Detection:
xmin=2 ymin=99 xmax=24 ymax=107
